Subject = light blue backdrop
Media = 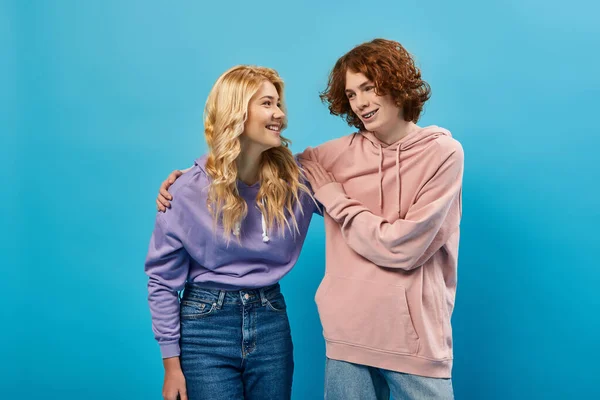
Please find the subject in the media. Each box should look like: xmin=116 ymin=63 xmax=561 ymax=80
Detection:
xmin=3 ymin=0 xmax=599 ymax=398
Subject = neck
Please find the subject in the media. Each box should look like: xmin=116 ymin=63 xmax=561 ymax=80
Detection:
xmin=236 ymin=144 xmax=263 ymax=186
xmin=373 ymin=119 xmax=418 ymax=145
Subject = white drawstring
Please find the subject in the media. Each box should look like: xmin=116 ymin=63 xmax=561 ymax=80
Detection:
xmin=261 ymin=198 xmax=270 ymax=243
xmin=396 ymin=143 xmax=402 ymax=218
xmin=377 ymin=143 xmax=402 ymax=218
xmin=231 ymin=199 xmax=269 ymax=243
xmin=378 ymin=144 xmax=383 ymax=211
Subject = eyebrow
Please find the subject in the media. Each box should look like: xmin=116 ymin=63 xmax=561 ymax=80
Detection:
xmin=345 ymin=81 xmax=373 ymax=93
xmin=259 ymin=95 xmax=280 ymax=101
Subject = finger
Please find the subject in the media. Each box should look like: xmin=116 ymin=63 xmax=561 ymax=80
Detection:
xmin=303 ymin=168 xmax=316 ymax=183
xmin=316 ymin=163 xmax=329 ymax=178
xmin=301 ymin=162 xmax=312 ymax=174
xmin=304 ymin=164 xmax=319 ymax=179
xmin=305 ymin=160 xmax=322 ymax=174
xmin=158 ymin=190 xmax=171 ymax=206
xmin=158 ymin=195 xmax=171 ymax=209
xmin=306 ymin=175 xmax=318 ymax=189
xmin=302 ymin=168 xmax=313 ymax=180
xmin=169 ymin=170 xmax=183 ymax=183
xmin=160 ymin=184 xmax=173 ymax=201
xmin=314 ymin=165 xmax=326 ymax=181
xmin=156 ymin=199 xmax=166 ymax=213
xmin=299 ymin=161 xmax=310 ymax=171
xmin=311 ymin=165 xmax=326 ymax=182
xmin=179 ymin=388 xmax=188 ymax=400
xmin=303 ymin=171 xmax=318 ymax=192
xmin=322 ymin=169 xmax=333 ymax=183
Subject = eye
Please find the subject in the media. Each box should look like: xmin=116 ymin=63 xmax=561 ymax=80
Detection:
xmin=365 ymin=86 xmax=375 ymax=92
xmin=346 ymin=92 xmax=355 ymax=99
xmin=263 ymin=100 xmax=272 ymax=106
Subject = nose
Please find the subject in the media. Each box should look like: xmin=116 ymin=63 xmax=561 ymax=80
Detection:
xmin=273 ymin=106 xmax=285 ymax=120
xmin=355 ymin=93 xmax=369 ymax=110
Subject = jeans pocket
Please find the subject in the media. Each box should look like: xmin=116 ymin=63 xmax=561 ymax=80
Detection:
xmin=265 ymin=293 xmax=287 ymax=313
xmin=180 ymin=299 xmax=216 ymax=319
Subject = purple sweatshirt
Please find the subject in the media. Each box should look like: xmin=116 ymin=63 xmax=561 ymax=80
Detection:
xmin=145 ymin=155 xmax=318 ymax=358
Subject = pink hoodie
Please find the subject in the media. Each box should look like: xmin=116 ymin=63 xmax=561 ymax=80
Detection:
xmin=301 ymin=125 xmax=463 ymax=378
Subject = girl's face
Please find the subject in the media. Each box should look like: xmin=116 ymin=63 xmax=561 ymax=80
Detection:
xmin=241 ymin=81 xmax=285 ymax=152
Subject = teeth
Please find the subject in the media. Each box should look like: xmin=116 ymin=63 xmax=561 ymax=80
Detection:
xmin=364 ymin=111 xmax=376 ymax=118
xmin=267 ymin=125 xmax=280 ymax=131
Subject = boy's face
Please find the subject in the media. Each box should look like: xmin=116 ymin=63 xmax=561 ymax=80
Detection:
xmin=344 ymin=70 xmax=402 ymax=135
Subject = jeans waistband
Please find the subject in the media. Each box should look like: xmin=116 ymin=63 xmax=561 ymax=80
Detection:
xmin=182 ymin=282 xmax=281 ymax=309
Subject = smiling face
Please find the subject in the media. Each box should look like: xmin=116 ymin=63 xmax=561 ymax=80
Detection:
xmin=344 ymin=69 xmax=403 ymax=136
xmin=241 ymin=80 xmax=286 ymax=152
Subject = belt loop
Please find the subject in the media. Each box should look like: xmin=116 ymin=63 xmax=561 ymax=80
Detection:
xmin=216 ymin=290 xmax=226 ymax=309
xmin=258 ymin=288 xmax=268 ymax=306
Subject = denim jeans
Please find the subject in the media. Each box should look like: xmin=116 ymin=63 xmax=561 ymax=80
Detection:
xmin=179 ymin=282 xmax=293 ymax=400
xmin=324 ymin=358 xmax=454 ymax=400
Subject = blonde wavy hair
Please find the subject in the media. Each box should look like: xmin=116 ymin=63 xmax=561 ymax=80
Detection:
xmin=203 ymin=65 xmax=312 ymax=241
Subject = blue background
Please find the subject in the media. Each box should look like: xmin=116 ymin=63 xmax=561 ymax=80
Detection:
xmin=3 ymin=0 xmax=599 ymax=398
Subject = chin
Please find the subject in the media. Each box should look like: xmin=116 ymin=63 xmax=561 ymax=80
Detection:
xmin=364 ymin=122 xmax=379 ymax=132
xmin=263 ymin=140 xmax=281 ymax=150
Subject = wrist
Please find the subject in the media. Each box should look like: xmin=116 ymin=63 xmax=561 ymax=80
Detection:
xmin=162 ymin=356 xmax=182 ymax=373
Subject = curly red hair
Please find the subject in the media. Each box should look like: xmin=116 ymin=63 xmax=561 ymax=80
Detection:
xmin=320 ymin=38 xmax=431 ymax=129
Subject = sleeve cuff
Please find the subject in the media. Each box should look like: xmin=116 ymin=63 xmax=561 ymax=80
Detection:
xmin=160 ymin=342 xmax=181 ymax=359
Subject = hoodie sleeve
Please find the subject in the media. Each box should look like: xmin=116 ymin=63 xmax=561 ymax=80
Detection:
xmin=307 ymin=188 xmax=325 ymax=217
xmin=295 ymin=152 xmax=324 ymax=217
xmin=144 ymin=214 xmax=190 ymax=358
xmin=313 ymin=143 xmax=463 ymax=270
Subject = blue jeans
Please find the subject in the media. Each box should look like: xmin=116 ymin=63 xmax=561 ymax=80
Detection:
xmin=179 ymin=283 xmax=294 ymax=400
xmin=324 ymin=359 xmax=454 ymax=400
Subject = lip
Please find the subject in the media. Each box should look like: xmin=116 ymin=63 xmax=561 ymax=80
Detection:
xmin=361 ymin=108 xmax=379 ymax=122
xmin=266 ymin=126 xmax=281 ymax=137
xmin=266 ymin=124 xmax=281 ymax=134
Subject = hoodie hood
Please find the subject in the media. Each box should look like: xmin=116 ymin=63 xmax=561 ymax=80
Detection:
xmin=359 ymin=125 xmax=452 ymax=151
xmin=356 ymin=125 xmax=452 ymax=217
xmin=194 ymin=155 xmax=269 ymax=242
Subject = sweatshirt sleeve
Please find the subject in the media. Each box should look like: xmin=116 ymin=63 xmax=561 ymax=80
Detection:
xmin=144 ymin=214 xmax=190 ymax=358
xmin=295 ymin=152 xmax=324 ymax=217
xmin=314 ymin=143 xmax=463 ymax=270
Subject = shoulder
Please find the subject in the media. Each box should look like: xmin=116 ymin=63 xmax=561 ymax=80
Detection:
xmin=429 ymin=128 xmax=464 ymax=164
xmin=299 ymin=132 xmax=357 ymax=164
xmin=162 ymin=155 xmax=211 ymax=223
xmin=169 ymin=155 xmax=211 ymax=197
xmin=314 ymin=132 xmax=357 ymax=154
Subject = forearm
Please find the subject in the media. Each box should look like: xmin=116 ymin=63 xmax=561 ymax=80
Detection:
xmin=163 ymin=356 xmax=182 ymax=372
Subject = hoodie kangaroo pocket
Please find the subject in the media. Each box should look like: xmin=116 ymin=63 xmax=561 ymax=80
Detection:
xmin=315 ymin=275 xmax=420 ymax=355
